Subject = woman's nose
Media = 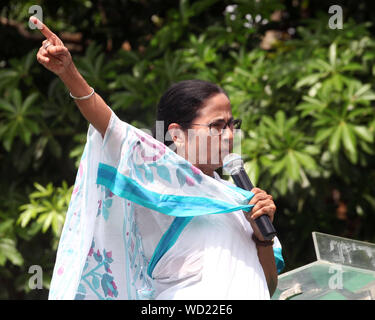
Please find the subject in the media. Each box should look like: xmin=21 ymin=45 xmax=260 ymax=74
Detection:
xmin=222 ymin=126 xmax=234 ymax=140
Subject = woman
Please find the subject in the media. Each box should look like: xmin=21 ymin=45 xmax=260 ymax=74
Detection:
xmin=32 ymin=17 xmax=283 ymax=300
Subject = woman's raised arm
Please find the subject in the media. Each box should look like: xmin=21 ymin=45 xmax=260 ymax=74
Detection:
xmin=31 ymin=16 xmax=111 ymax=137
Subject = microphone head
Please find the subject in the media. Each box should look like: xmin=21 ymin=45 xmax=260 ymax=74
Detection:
xmin=223 ymin=153 xmax=243 ymax=175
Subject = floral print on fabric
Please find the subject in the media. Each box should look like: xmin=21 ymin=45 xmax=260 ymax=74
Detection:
xmin=75 ymin=240 xmax=118 ymax=300
xmin=129 ymin=131 xmax=203 ymax=187
xmin=96 ymin=186 xmax=114 ymax=221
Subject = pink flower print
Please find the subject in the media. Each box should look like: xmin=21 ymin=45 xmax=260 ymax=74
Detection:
xmin=135 ymin=132 xmax=166 ymax=162
xmin=186 ymin=176 xmax=195 ymax=186
xmin=108 ymin=289 xmax=113 ymax=297
xmin=88 ymin=247 xmax=94 ymax=256
xmin=106 ymin=251 xmax=112 ymax=259
xmin=94 ymin=249 xmax=103 ymax=263
xmin=191 ymin=166 xmax=201 ymax=175
xmin=72 ymin=186 xmax=79 ymax=195
xmin=57 ymin=266 xmax=64 ymax=275
xmin=79 ymin=163 xmax=83 ymax=177
xmin=111 ymin=281 xmax=117 ymax=290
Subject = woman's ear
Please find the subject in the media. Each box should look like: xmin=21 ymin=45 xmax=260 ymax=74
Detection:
xmin=168 ymin=123 xmax=186 ymax=147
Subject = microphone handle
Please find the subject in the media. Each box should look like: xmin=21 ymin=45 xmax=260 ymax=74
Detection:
xmin=232 ymin=167 xmax=277 ymax=241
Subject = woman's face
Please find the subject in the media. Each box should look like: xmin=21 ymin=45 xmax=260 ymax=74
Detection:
xmin=170 ymin=93 xmax=235 ymax=177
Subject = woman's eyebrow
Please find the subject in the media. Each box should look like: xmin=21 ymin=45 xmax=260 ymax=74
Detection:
xmin=212 ymin=116 xmax=234 ymax=122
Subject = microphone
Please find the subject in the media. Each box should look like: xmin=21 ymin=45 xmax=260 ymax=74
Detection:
xmin=223 ymin=153 xmax=277 ymax=240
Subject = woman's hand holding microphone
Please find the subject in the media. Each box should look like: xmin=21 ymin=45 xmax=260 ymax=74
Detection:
xmin=243 ymin=187 xmax=276 ymax=243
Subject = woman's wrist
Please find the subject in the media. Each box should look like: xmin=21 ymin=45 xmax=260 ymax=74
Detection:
xmin=56 ymin=59 xmax=74 ymax=78
xmin=58 ymin=62 xmax=92 ymax=97
xmin=252 ymin=233 xmax=274 ymax=247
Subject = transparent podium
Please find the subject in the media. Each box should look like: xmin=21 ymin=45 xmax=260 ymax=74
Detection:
xmin=272 ymin=232 xmax=375 ymax=300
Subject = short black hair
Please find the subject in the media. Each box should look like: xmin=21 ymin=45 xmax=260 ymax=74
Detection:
xmin=151 ymin=79 xmax=228 ymax=147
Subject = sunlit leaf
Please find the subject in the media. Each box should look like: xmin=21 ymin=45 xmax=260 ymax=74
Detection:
xmin=341 ymin=123 xmax=357 ymax=156
xmin=329 ymin=125 xmax=342 ymax=153
xmin=353 ymin=125 xmax=373 ymax=143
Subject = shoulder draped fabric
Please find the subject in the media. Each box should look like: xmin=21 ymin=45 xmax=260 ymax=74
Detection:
xmin=48 ymin=110 xmax=284 ymax=300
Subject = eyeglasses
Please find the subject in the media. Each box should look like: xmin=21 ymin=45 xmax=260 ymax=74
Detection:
xmin=181 ymin=118 xmax=242 ymax=136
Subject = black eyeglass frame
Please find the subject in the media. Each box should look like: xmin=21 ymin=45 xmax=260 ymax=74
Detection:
xmin=179 ymin=118 xmax=242 ymax=136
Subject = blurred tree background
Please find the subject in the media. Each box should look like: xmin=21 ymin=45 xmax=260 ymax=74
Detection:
xmin=1 ymin=0 xmax=375 ymax=299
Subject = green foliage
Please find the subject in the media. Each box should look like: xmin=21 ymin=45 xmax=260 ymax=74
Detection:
xmin=0 ymin=89 xmax=41 ymax=151
xmin=0 ymin=224 xmax=24 ymax=267
xmin=0 ymin=182 xmax=71 ymax=298
xmin=1 ymin=0 xmax=375 ymax=299
xmin=0 ymin=49 xmax=37 ymax=92
xmin=222 ymin=16 xmax=375 ymax=271
xmin=18 ymin=182 xmax=72 ymax=240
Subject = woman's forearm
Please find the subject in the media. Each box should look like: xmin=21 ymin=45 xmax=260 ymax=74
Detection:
xmin=58 ymin=62 xmax=111 ymax=137
xmin=256 ymin=245 xmax=278 ymax=297
xmin=31 ymin=16 xmax=111 ymax=137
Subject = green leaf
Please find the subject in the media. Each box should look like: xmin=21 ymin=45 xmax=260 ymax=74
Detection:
xmin=275 ymin=111 xmax=286 ymax=131
xmin=179 ymin=0 xmax=190 ymax=25
xmin=329 ymin=42 xmax=337 ymax=67
xmin=51 ymin=214 xmax=64 ymax=236
xmin=353 ymin=125 xmax=374 ymax=143
xmin=12 ymin=89 xmax=22 ymax=110
xmin=262 ymin=116 xmax=279 ymax=133
xmin=21 ymin=92 xmax=39 ymax=113
xmin=329 ymin=125 xmax=342 ymax=153
xmin=244 ymin=159 xmax=260 ymax=186
xmin=0 ymin=219 xmax=14 ymax=236
xmin=0 ymin=238 xmax=24 ymax=266
xmin=354 ymin=84 xmax=371 ymax=98
xmin=341 ymin=63 xmax=363 ymax=72
xmin=38 ymin=212 xmax=53 ymax=233
xmin=17 ymin=203 xmax=44 ymax=227
xmin=315 ymin=127 xmax=335 ymax=144
xmin=294 ymin=151 xmax=318 ymax=170
xmin=295 ymin=74 xmax=321 ymax=88
xmin=286 ymin=151 xmax=300 ymax=181
xmin=0 ymin=99 xmax=15 ymax=113
xmin=359 ymin=139 xmax=374 ymax=155
xmin=48 ymin=137 xmax=62 ymax=158
xmin=341 ymin=123 xmax=357 ymax=156
xmin=311 ymin=59 xmax=332 ymax=72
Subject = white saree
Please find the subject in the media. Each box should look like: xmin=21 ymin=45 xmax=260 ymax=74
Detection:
xmin=48 ymin=109 xmax=284 ymax=300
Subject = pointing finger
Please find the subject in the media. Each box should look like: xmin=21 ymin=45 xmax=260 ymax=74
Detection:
xmin=30 ymin=16 xmax=55 ymax=40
